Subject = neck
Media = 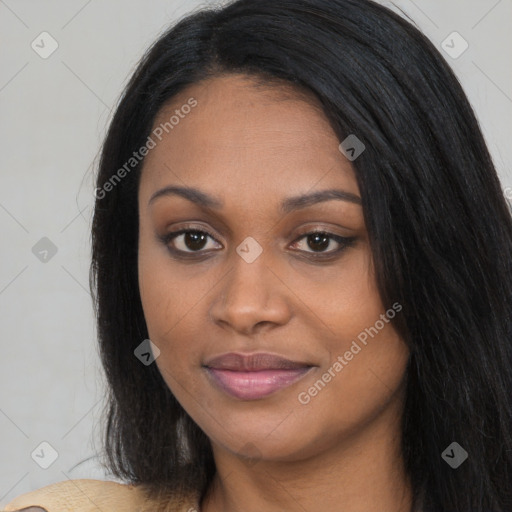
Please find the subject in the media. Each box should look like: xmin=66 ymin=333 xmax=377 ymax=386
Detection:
xmin=201 ymin=397 xmax=413 ymax=512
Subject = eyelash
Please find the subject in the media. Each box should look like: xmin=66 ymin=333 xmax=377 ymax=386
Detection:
xmin=159 ymin=225 xmax=356 ymax=261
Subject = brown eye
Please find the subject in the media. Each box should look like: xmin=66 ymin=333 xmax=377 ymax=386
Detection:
xmin=163 ymin=229 xmax=222 ymax=254
xmin=306 ymin=232 xmax=331 ymax=252
xmin=182 ymin=231 xmax=208 ymax=251
xmin=291 ymin=231 xmax=355 ymax=255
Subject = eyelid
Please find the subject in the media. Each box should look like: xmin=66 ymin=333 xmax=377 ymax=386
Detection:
xmin=291 ymin=224 xmax=352 ymax=239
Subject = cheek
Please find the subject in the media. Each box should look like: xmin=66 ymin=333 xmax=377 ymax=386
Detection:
xmin=137 ymin=225 xmax=228 ymax=406
xmin=296 ymin=314 xmax=409 ymax=440
xmin=137 ymin=225 xmax=211 ymax=343
xmin=138 ymin=246 xmax=207 ymax=400
xmin=289 ymin=241 xmax=383 ymax=340
xmin=291 ymin=249 xmax=409 ymax=429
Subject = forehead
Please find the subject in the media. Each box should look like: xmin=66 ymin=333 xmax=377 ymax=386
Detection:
xmin=139 ymin=73 xmax=359 ymax=205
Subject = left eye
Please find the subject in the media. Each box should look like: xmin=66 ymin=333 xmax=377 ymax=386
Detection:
xmin=290 ymin=231 xmax=354 ymax=254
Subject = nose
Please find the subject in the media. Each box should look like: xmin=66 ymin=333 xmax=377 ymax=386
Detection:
xmin=208 ymin=247 xmax=292 ymax=336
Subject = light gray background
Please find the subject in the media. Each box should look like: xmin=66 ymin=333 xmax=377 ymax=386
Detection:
xmin=0 ymin=0 xmax=511 ymax=505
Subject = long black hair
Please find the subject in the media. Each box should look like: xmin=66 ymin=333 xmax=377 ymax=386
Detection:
xmin=90 ymin=0 xmax=512 ymax=510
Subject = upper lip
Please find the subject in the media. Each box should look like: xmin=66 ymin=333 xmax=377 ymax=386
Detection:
xmin=203 ymin=352 xmax=312 ymax=371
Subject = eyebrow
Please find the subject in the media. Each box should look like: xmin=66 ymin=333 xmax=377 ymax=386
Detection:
xmin=147 ymin=185 xmax=362 ymax=211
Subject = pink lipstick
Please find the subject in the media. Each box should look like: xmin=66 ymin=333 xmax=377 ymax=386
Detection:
xmin=203 ymin=352 xmax=313 ymax=400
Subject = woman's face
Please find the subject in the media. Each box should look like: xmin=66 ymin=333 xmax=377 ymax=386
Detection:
xmin=138 ymin=74 xmax=409 ymax=463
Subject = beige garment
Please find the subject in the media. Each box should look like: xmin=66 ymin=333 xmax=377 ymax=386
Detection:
xmin=2 ymin=479 xmax=200 ymax=512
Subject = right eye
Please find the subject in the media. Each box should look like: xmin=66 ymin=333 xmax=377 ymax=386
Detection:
xmin=160 ymin=228 xmax=223 ymax=256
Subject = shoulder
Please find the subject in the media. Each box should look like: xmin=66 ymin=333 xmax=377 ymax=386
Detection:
xmin=2 ymin=478 xmax=149 ymax=512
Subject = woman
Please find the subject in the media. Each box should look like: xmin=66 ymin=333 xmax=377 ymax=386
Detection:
xmin=5 ymin=0 xmax=512 ymax=511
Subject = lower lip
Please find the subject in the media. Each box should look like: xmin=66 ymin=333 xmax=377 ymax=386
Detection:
xmin=205 ymin=367 xmax=312 ymax=400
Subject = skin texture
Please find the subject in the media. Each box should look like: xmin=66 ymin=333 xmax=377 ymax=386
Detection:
xmin=137 ymin=74 xmax=412 ymax=512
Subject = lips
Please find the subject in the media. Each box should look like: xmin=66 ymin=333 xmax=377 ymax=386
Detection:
xmin=203 ymin=352 xmax=314 ymax=400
